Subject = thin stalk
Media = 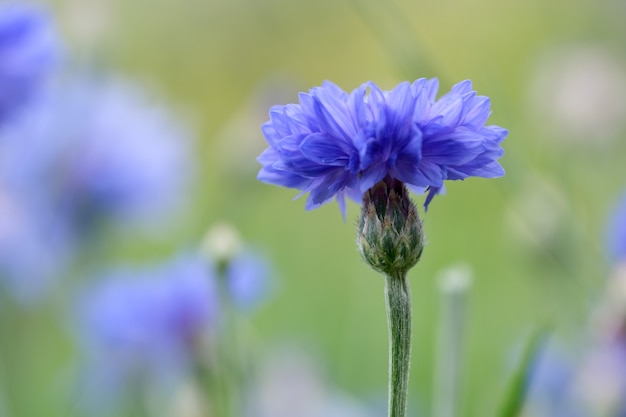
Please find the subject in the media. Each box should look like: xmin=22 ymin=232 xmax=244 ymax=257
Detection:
xmin=385 ymin=271 xmax=412 ymax=417
xmin=0 ymin=296 xmax=17 ymax=417
xmin=433 ymin=266 xmax=472 ymax=417
xmin=210 ymin=262 xmax=242 ymax=417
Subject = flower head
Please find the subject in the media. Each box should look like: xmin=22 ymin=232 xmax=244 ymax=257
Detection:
xmin=76 ymin=255 xmax=217 ymax=412
xmin=0 ymin=76 xmax=192 ymax=237
xmin=0 ymin=2 xmax=59 ymax=124
xmin=80 ymin=257 xmax=217 ymax=357
xmin=258 ymin=79 xmax=506 ymax=216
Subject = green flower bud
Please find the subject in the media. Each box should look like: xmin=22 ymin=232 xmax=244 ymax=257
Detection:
xmin=357 ymin=177 xmax=424 ymax=275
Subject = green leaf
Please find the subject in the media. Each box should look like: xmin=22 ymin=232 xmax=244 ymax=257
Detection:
xmin=496 ymin=326 xmax=551 ymax=417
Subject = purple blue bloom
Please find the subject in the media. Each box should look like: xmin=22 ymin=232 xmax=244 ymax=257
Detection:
xmin=258 ymin=79 xmax=507 ymax=215
xmin=0 ymin=76 xmax=192 ymax=238
xmin=607 ymin=192 xmax=626 ymax=264
xmin=524 ymin=346 xmax=583 ymax=417
xmin=0 ymin=189 xmax=70 ymax=304
xmin=224 ymin=249 xmax=273 ymax=311
xmin=0 ymin=2 xmax=59 ymax=125
xmin=523 ymin=340 xmax=626 ymax=417
xmin=76 ymin=255 xmax=217 ymax=413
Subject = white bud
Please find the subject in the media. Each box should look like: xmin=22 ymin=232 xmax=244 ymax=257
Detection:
xmin=201 ymin=222 xmax=242 ymax=264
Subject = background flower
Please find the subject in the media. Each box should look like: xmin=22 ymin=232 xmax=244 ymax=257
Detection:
xmin=0 ymin=75 xmax=193 ymax=239
xmin=0 ymin=2 xmax=59 ymax=125
xmin=523 ymin=346 xmax=582 ymax=417
xmin=527 ymin=44 xmax=626 ymax=146
xmin=245 ymin=349 xmax=378 ymax=417
xmin=76 ymin=255 xmax=218 ymax=414
xmin=606 ymin=191 xmax=626 ymax=264
xmin=224 ymin=249 xmax=273 ymax=311
xmin=0 ymin=187 xmax=70 ymax=303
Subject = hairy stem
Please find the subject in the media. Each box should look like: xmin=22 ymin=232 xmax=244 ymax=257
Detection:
xmin=385 ymin=271 xmax=412 ymax=417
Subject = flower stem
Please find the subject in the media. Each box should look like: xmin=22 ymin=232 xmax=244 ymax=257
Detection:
xmin=385 ymin=271 xmax=412 ymax=417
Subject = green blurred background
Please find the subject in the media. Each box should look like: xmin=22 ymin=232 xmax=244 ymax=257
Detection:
xmin=9 ymin=0 xmax=626 ymax=415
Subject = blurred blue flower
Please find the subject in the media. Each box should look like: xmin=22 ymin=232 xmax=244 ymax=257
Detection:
xmin=225 ymin=249 xmax=273 ymax=311
xmin=607 ymin=192 xmax=626 ymax=264
xmin=257 ymin=79 xmax=507 ymax=215
xmin=0 ymin=76 xmax=193 ymax=238
xmin=76 ymin=255 xmax=217 ymax=413
xmin=0 ymin=189 xmax=70 ymax=304
xmin=575 ymin=340 xmax=626 ymax=417
xmin=0 ymin=2 xmax=59 ymax=125
xmin=247 ymin=349 xmax=378 ymax=417
xmin=525 ymin=346 xmax=582 ymax=417
xmin=524 ymin=339 xmax=626 ymax=417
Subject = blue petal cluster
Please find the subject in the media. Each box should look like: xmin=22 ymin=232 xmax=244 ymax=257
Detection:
xmin=224 ymin=250 xmax=273 ymax=311
xmin=77 ymin=255 xmax=217 ymax=411
xmin=258 ymin=79 xmax=507 ymax=215
xmin=0 ymin=76 xmax=193 ymax=303
xmin=0 ymin=77 xmax=192 ymax=237
xmin=0 ymin=2 xmax=59 ymax=124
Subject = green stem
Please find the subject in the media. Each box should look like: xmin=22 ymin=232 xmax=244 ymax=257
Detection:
xmin=385 ymin=271 xmax=412 ymax=417
xmin=433 ymin=266 xmax=471 ymax=417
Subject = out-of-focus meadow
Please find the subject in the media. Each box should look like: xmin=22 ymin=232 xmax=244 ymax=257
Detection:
xmin=2 ymin=0 xmax=626 ymax=416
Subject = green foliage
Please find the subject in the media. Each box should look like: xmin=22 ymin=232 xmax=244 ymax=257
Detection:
xmin=497 ymin=328 xmax=551 ymax=417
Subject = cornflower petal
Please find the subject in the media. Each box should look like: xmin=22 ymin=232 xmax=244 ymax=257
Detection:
xmin=462 ymin=96 xmax=491 ymax=127
xmin=347 ymin=84 xmax=368 ymax=128
xmin=431 ymin=95 xmax=464 ymax=128
xmin=481 ymin=125 xmax=508 ymax=144
xmin=365 ymin=82 xmax=388 ymax=138
xmin=313 ymin=94 xmax=355 ymax=141
xmin=385 ymin=82 xmax=415 ymax=133
xmin=424 ymin=186 xmax=441 ymax=211
xmin=257 ymin=162 xmax=309 ymax=189
xmin=412 ymin=78 xmax=439 ymax=126
xmin=359 ymin=162 xmax=389 ymax=193
xmin=423 ymin=78 xmax=440 ymax=102
xmin=299 ymin=132 xmax=355 ymax=167
xmin=305 ymin=170 xmax=354 ymax=209
xmin=450 ymin=80 xmax=473 ymax=95
xmin=422 ymin=129 xmax=486 ymax=165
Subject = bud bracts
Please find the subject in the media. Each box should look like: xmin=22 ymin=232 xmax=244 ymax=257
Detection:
xmin=357 ymin=177 xmax=424 ymax=275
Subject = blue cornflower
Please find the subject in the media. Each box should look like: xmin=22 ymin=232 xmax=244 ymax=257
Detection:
xmin=258 ymin=79 xmax=507 ymax=215
xmin=0 ymin=76 xmax=192 ymax=237
xmin=76 ymin=255 xmax=217 ymax=413
xmin=0 ymin=2 xmax=59 ymax=124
